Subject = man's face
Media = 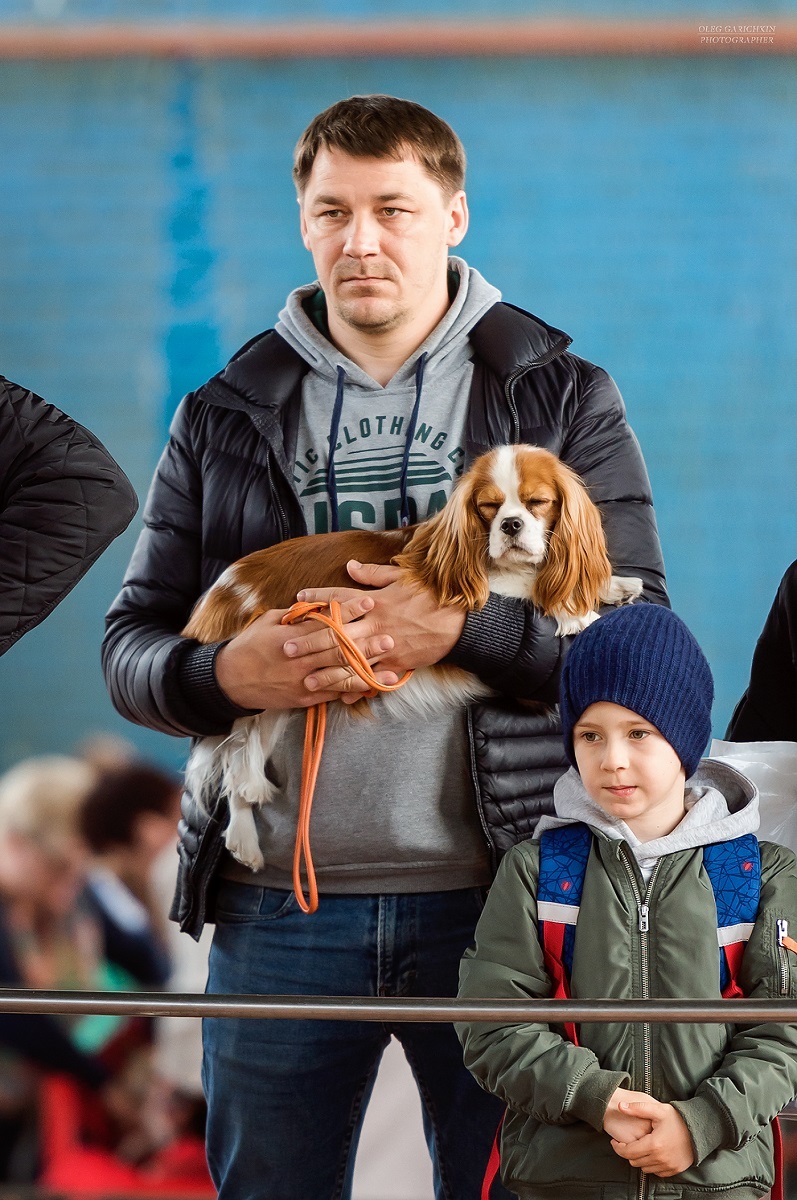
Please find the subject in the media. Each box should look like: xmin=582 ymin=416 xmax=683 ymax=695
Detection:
xmin=299 ymin=147 xmax=468 ymax=339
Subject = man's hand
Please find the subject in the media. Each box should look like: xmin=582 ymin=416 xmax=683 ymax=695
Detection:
xmin=291 ymin=561 xmax=466 ymax=702
xmin=602 ymin=1088 xmax=654 ymax=1144
xmin=214 ymin=592 xmax=397 ymax=710
xmin=610 ymin=1098 xmax=695 ymax=1177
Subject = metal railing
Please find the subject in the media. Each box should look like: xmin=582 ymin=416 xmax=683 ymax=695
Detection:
xmin=1 ymin=988 xmax=796 ymax=1024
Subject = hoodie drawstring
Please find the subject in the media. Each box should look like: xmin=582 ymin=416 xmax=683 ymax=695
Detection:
xmin=326 ymin=353 xmax=428 ymax=534
xmin=399 ymin=353 xmax=427 ymax=528
xmin=326 ymin=366 xmax=347 ymax=533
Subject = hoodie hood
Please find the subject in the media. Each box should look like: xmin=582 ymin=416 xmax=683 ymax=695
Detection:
xmin=275 ymin=256 xmax=501 ymax=388
xmin=283 ymin=256 xmax=502 ymax=533
xmin=536 ymin=759 xmax=760 ymax=878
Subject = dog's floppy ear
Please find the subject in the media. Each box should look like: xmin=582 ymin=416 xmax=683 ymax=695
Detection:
xmin=394 ymin=474 xmax=491 ymax=611
xmin=533 ymin=463 xmax=611 ymax=617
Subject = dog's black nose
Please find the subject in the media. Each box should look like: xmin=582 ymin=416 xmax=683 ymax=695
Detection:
xmin=500 ymin=516 xmax=523 ymax=537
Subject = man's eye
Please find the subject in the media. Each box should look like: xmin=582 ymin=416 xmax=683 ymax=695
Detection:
xmin=319 ymin=210 xmax=343 ymax=219
xmin=382 ymin=207 xmax=402 ymax=217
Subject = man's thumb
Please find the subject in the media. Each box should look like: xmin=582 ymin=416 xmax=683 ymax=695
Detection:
xmin=346 ymin=560 xmax=401 ymax=585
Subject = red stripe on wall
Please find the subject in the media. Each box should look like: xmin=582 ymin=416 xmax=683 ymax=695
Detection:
xmin=0 ymin=20 xmax=792 ymax=58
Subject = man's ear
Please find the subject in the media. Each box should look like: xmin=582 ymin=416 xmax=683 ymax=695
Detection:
xmin=446 ymin=191 xmax=469 ymax=247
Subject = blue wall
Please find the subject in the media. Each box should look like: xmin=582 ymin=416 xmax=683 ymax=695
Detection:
xmin=1 ymin=37 xmax=795 ymax=769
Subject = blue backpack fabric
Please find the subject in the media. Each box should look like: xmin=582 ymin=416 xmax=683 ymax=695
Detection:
xmin=537 ymin=823 xmax=761 ymax=997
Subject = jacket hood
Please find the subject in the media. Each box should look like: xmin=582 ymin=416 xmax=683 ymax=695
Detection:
xmin=536 ymin=759 xmax=760 ymax=866
xmin=274 ymin=256 xmax=501 ymax=388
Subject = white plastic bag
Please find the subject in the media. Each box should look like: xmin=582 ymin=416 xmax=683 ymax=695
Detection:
xmin=710 ymin=739 xmax=797 ymax=854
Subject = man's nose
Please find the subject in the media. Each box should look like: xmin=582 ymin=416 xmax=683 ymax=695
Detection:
xmin=343 ymin=213 xmax=380 ymax=258
xmin=501 ymin=516 xmax=523 ymax=537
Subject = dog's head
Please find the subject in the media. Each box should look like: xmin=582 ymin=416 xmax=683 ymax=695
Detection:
xmin=398 ymin=444 xmax=611 ymax=615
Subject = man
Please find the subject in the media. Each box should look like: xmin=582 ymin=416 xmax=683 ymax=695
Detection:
xmin=103 ymin=95 xmax=667 ymax=1200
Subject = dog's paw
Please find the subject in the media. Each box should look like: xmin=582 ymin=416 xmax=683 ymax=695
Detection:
xmin=603 ymin=575 xmax=644 ymax=606
xmin=225 ymin=810 xmax=265 ymax=872
xmin=555 ymin=611 xmax=600 ymax=637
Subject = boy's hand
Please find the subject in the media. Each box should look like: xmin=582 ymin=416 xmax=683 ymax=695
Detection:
xmin=610 ymin=1098 xmax=696 ymax=1177
xmin=603 ymin=1088 xmax=653 ymax=1142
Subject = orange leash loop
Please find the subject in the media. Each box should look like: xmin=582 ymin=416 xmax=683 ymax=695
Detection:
xmin=281 ymin=600 xmax=413 ymax=913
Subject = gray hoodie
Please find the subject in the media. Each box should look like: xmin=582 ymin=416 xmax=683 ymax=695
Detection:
xmin=221 ymin=259 xmax=503 ymax=894
xmin=537 ymin=759 xmax=760 ymax=882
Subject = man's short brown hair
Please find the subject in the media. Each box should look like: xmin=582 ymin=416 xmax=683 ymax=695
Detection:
xmin=293 ymin=94 xmax=466 ymax=197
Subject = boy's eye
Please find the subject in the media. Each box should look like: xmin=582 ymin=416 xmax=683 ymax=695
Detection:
xmin=628 ymin=729 xmax=649 ymax=740
xmin=579 ymin=730 xmax=600 ymax=743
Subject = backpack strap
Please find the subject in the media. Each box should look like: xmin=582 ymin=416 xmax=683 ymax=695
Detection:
xmin=538 ymin=823 xmax=593 ymax=1045
xmin=702 ymin=834 xmax=761 ymax=998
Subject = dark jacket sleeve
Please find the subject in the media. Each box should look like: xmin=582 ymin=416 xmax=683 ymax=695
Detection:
xmin=102 ymin=394 xmax=251 ymax=738
xmin=0 ymin=377 xmax=138 ymax=657
xmin=447 ymin=364 xmax=668 ymax=699
xmin=0 ymin=907 xmax=109 ymax=1088
xmin=726 ymin=561 xmax=797 ymax=741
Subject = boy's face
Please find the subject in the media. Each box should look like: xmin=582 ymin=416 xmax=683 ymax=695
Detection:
xmin=573 ymin=702 xmax=687 ymax=840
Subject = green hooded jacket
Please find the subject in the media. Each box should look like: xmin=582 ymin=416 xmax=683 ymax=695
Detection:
xmin=457 ymin=761 xmax=797 ymax=1200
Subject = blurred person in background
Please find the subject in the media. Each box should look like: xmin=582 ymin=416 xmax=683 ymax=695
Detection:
xmin=0 ymin=756 xmax=113 ymax=1178
xmin=79 ymin=761 xmax=182 ymax=990
xmin=0 ymin=375 xmax=137 ymax=659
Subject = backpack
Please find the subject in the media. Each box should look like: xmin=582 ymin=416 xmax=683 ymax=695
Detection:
xmin=482 ymin=824 xmax=781 ymax=1200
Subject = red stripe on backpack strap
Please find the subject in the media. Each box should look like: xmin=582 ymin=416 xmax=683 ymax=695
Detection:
xmin=541 ymin=920 xmax=579 ymax=1046
xmin=771 ymin=1116 xmax=784 ymax=1200
xmin=721 ymin=942 xmax=746 ymax=999
xmin=481 ymin=1115 xmax=503 ymax=1200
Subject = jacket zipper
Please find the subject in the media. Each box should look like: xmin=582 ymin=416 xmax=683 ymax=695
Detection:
xmin=777 ymin=919 xmax=790 ymax=995
xmin=503 ymin=336 xmax=572 ymax=443
xmin=620 ymin=848 xmax=662 ymax=1200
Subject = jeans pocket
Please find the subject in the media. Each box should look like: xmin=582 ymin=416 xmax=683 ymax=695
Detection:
xmin=214 ymin=881 xmax=296 ymax=923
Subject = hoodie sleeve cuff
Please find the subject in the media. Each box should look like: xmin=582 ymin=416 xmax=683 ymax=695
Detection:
xmin=176 ymin=640 xmax=261 ymax=729
xmin=670 ymin=1094 xmax=734 ymax=1164
xmin=564 ymin=1066 xmax=631 ymax=1132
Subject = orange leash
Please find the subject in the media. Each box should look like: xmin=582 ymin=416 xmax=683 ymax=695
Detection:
xmin=281 ymin=600 xmax=413 ymax=913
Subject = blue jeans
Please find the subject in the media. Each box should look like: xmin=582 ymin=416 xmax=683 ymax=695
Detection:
xmin=203 ymin=882 xmax=512 ymax=1200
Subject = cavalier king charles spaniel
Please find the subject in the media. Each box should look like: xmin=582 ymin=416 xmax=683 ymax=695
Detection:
xmin=182 ymin=444 xmax=642 ymax=870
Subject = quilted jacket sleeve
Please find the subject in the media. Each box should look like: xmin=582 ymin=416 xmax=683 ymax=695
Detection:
xmin=447 ymin=363 xmax=668 ymax=699
xmin=102 ymin=393 xmax=250 ymax=738
xmin=0 ymin=377 xmax=138 ymax=657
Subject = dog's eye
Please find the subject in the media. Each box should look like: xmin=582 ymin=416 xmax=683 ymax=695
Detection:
xmin=525 ymin=498 xmax=547 ymax=511
xmin=477 ymin=502 xmax=500 ymax=521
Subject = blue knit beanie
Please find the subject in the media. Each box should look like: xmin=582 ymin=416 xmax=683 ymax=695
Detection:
xmin=559 ymin=604 xmax=713 ymax=779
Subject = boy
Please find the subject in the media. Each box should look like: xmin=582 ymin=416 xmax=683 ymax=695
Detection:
xmin=458 ymin=603 xmax=797 ymax=1200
